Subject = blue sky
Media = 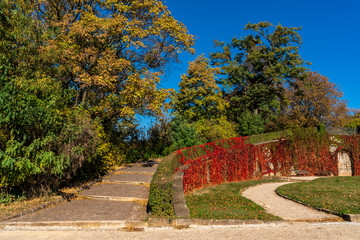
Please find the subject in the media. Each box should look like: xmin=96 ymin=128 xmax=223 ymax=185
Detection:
xmin=160 ymin=0 xmax=360 ymax=110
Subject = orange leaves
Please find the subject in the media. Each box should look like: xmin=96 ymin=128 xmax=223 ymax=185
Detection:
xmin=281 ymin=71 xmax=347 ymax=128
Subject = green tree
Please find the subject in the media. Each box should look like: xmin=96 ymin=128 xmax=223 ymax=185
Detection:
xmin=0 ymin=0 xmax=195 ymax=195
xmin=146 ymin=117 xmax=172 ymax=157
xmin=345 ymin=111 xmax=360 ymax=130
xmin=0 ymin=3 xmax=101 ymax=192
xmin=211 ymin=21 xmax=308 ymax=134
xmin=172 ymin=55 xmax=227 ymax=122
xmin=194 ymin=116 xmax=237 ymax=143
xmin=165 ymin=115 xmax=201 ymax=154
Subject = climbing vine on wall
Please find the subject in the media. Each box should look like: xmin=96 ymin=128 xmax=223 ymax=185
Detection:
xmin=340 ymin=135 xmax=360 ymax=176
xmin=177 ymin=132 xmax=342 ymax=193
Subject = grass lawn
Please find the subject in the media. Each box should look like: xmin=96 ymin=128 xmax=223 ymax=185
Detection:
xmin=277 ymin=176 xmax=360 ymax=215
xmin=185 ymin=179 xmax=282 ymax=220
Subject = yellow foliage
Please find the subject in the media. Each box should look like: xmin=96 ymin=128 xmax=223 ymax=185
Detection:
xmin=172 ymin=55 xmax=227 ymax=122
xmin=94 ymin=119 xmax=124 ymax=168
xmin=36 ymin=0 xmax=194 ymax=120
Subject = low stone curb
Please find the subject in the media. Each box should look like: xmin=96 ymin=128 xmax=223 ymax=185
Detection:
xmin=342 ymin=214 xmax=360 ymax=222
xmin=1 ymin=218 xmax=273 ymax=230
xmin=170 ymin=218 xmax=269 ymax=227
xmin=275 ymin=189 xmax=359 ymax=222
xmin=172 ymin=165 xmax=190 ymax=218
xmin=0 ymin=220 xmax=148 ymax=230
xmin=147 ymin=217 xmax=280 ymax=228
xmin=0 ymin=196 xmax=67 ymax=223
xmin=4 ymin=216 xmax=351 ymax=230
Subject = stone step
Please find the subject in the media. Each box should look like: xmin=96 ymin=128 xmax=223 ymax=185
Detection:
xmin=104 ymin=173 xmax=153 ymax=184
xmin=79 ymin=183 xmax=149 ymax=199
xmin=80 ymin=195 xmax=148 ymax=204
xmin=101 ymin=181 xmax=150 ymax=187
xmin=5 ymin=199 xmax=140 ymax=222
xmin=117 ymin=166 xmax=157 ymax=175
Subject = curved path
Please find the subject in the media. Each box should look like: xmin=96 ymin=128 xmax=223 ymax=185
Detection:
xmin=242 ymin=181 xmax=341 ymax=221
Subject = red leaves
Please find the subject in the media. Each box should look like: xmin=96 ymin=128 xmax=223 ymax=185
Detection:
xmin=177 ymin=137 xmax=257 ymax=193
xmin=177 ymin=135 xmax=358 ymax=193
xmin=341 ymin=135 xmax=360 ymax=176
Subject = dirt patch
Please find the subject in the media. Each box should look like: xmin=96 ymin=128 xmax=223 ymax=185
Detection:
xmin=0 ymin=195 xmax=62 ymax=221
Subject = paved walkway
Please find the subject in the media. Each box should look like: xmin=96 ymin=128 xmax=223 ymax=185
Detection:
xmin=242 ymin=180 xmax=341 ymax=221
xmin=2 ymin=163 xmax=158 ymax=226
xmin=1 ymin=222 xmax=360 ymax=240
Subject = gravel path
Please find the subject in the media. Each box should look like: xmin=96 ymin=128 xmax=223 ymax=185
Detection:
xmin=1 ymin=222 xmax=360 ymax=240
xmin=242 ymin=182 xmax=340 ymax=221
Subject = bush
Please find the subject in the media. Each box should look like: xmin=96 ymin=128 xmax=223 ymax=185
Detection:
xmin=146 ymin=118 xmax=172 ymax=158
xmin=236 ymin=111 xmax=265 ymax=136
xmin=194 ymin=117 xmax=237 ymax=143
xmin=0 ymin=75 xmax=118 ymax=195
xmin=0 ymin=76 xmax=73 ymax=193
xmin=164 ymin=116 xmax=202 ymax=155
xmin=245 ymin=129 xmax=293 ymax=144
xmin=148 ymin=152 xmax=180 ymax=217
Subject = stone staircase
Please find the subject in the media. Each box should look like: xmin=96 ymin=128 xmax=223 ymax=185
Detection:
xmin=2 ymin=163 xmax=158 ymax=228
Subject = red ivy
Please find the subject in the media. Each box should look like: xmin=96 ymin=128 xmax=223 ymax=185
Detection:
xmin=177 ymin=135 xmax=355 ymax=193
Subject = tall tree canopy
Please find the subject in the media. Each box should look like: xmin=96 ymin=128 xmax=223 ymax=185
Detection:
xmin=171 ymin=55 xmax=227 ymax=122
xmin=211 ymin=21 xmax=307 ymax=134
xmin=0 ymin=0 xmax=195 ymax=192
xmin=31 ymin=0 xmax=194 ymax=122
xmin=279 ymin=71 xmax=348 ymax=128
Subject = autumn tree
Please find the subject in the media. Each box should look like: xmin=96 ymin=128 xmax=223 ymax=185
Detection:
xmin=30 ymin=0 xmax=195 ymax=126
xmin=279 ymin=71 xmax=348 ymax=128
xmin=171 ymin=55 xmax=237 ymax=143
xmin=0 ymin=0 xmax=195 ymax=194
xmin=211 ymin=21 xmax=307 ymax=135
xmin=172 ymin=55 xmax=227 ymax=122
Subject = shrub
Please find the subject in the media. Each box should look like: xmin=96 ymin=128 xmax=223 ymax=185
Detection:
xmin=194 ymin=117 xmax=237 ymax=143
xmin=146 ymin=118 xmax=172 ymax=158
xmin=164 ymin=116 xmax=202 ymax=155
xmin=148 ymin=152 xmax=180 ymax=217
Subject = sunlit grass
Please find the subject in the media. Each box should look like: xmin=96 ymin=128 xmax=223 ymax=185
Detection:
xmin=277 ymin=176 xmax=360 ymax=215
xmin=185 ymin=179 xmax=282 ymax=220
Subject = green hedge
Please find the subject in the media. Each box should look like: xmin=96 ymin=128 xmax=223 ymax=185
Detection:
xmin=148 ymin=152 xmax=180 ymax=217
xmin=245 ymin=129 xmax=293 ymax=144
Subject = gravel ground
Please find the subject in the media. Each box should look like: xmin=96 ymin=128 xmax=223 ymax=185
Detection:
xmin=1 ymin=222 xmax=360 ymax=240
xmin=242 ymin=182 xmax=339 ymax=221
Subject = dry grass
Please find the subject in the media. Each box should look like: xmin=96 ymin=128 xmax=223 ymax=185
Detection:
xmin=0 ymin=195 xmax=62 ymax=221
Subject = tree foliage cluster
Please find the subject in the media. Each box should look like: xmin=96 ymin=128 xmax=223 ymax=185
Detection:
xmin=0 ymin=0 xmax=194 ymax=196
xmin=169 ymin=21 xmax=348 ymax=145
